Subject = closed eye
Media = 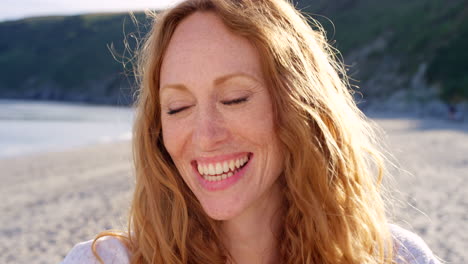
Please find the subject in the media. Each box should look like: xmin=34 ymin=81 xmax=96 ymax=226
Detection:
xmin=167 ymin=97 xmax=248 ymax=114
xmin=167 ymin=106 xmax=191 ymax=115
xmin=221 ymin=97 xmax=249 ymax=105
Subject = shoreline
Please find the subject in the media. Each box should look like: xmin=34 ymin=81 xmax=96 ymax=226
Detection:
xmin=0 ymin=99 xmax=134 ymax=159
xmin=0 ymin=137 xmax=132 ymax=160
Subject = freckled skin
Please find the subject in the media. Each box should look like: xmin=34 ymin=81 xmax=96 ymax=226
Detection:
xmin=160 ymin=12 xmax=284 ymax=221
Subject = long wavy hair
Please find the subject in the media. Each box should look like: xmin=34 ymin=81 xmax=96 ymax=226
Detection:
xmin=93 ymin=0 xmax=396 ymax=263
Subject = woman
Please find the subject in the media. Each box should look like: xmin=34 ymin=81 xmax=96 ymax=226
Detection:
xmin=62 ymin=0 xmax=440 ymax=263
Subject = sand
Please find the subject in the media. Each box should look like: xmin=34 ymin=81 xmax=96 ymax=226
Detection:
xmin=369 ymin=113 xmax=468 ymax=264
xmin=0 ymin=115 xmax=466 ymax=264
xmin=0 ymin=141 xmax=134 ymax=264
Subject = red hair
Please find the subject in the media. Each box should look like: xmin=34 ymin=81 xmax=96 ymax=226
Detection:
xmin=94 ymin=0 xmax=396 ymax=263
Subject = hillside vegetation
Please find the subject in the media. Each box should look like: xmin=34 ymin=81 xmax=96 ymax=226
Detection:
xmin=0 ymin=0 xmax=466 ymax=105
xmin=0 ymin=13 xmax=150 ymax=104
xmin=305 ymin=0 xmax=468 ymax=103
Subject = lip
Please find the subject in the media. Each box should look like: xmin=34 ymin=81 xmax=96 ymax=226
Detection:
xmin=192 ymin=152 xmax=253 ymax=191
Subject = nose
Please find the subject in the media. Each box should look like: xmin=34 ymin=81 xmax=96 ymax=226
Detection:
xmin=192 ymin=105 xmax=229 ymax=151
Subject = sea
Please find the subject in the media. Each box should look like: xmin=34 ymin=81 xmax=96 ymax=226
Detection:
xmin=0 ymin=99 xmax=134 ymax=158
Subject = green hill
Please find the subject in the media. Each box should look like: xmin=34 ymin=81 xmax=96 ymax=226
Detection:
xmin=305 ymin=0 xmax=468 ymax=103
xmin=0 ymin=0 xmax=466 ymax=105
xmin=0 ymin=12 xmax=150 ymax=104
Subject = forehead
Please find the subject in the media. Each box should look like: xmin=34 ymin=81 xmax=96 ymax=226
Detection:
xmin=160 ymin=11 xmax=264 ymax=87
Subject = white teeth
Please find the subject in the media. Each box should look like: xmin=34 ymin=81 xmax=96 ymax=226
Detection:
xmin=235 ymin=159 xmax=240 ymax=168
xmin=229 ymin=160 xmax=235 ymax=171
xmin=208 ymin=164 xmax=215 ymax=175
xmin=242 ymin=156 xmax=249 ymax=166
xmin=197 ymin=163 xmax=203 ymax=175
xmin=198 ymin=154 xmax=250 ymax=179
xmin=204 ymin=173 xmax=230 ymax=182
xmin=202 ymin=167 xmax=241 ymax=181
xmin=215 ymin=163 xmax=223 ymax=175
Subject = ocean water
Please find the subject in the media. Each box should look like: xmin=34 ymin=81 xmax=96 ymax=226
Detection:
xmin=0 ymin=99 xmax=134 ymax=158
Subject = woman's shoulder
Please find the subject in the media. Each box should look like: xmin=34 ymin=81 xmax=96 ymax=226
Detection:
xmin=61 ymin=236 xmax=130 ymax=264
xmin=389 ymin=224 xmax=441 ymax=264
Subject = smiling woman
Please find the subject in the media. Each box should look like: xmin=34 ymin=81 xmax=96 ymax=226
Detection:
xmin=159 ymin=16 xmax=284 ymax=222
xmin=61 ymin=0 xmax=440 ymax=264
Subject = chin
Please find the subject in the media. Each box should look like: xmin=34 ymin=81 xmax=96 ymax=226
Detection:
xmin=197 ymin=196 xmax=247 ymax=221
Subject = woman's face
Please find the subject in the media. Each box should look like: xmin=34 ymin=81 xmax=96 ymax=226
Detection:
xmin=160 ymin=12 xmax=284 ymax=220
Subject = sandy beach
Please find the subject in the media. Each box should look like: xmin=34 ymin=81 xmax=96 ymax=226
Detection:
xmin=1 ymin=115 xmax=466 ymax=264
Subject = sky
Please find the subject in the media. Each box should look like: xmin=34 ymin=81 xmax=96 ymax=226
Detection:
xmin=1 ymin=0 xmax=184 ymax=22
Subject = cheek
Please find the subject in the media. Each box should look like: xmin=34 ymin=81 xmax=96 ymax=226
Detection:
xmin=161 ymin=118 xmax=187 ymax=159
xmin=161 ymin=118 xmax=196 ymax=187
xmin=227 ymin=100 xmax=276 ymax=141
xmin=234 ymin=100 xmax=283 ymax=171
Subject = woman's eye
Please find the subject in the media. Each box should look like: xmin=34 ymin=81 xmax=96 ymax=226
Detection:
xmin=167 ymin=106 xmax=190 ymax=115
xmin=221 ymin=97 xmax=249 ymax=105
xmin=166 ymin=97 xmax=248 ymax=115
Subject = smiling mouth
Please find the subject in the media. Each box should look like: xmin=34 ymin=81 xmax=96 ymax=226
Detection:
xmin=194 ymin=153 xmax=252 ymax=182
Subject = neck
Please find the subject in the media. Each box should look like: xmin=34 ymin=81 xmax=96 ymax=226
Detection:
xmin=221 ymin=181 xmax=284 ymax=264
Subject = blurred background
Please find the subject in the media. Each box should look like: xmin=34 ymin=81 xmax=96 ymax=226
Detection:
xmin=0 ymin=0 xmax=466 ymax=263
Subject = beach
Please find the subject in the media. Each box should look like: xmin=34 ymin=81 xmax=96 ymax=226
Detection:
xmin=1 ymin=115 xmax=466 ymax=264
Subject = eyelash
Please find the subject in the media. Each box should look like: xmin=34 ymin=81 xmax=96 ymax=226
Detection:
xmin=221 ymin=96 xmax=248 ymax=105
xmin=167 ymin=106 xmax=190 ymax=115
xmin=166 ymin=97 xmax=249 ymax=115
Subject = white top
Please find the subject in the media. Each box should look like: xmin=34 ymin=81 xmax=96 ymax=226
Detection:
xmin=61 ymin=235 xmax=130 ymax=264
xmin=60 ymin=224 xmax=440 ymax=264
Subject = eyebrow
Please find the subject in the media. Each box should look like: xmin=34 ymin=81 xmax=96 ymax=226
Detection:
xmin=160 ymin=72 xmax=260 ymax=92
